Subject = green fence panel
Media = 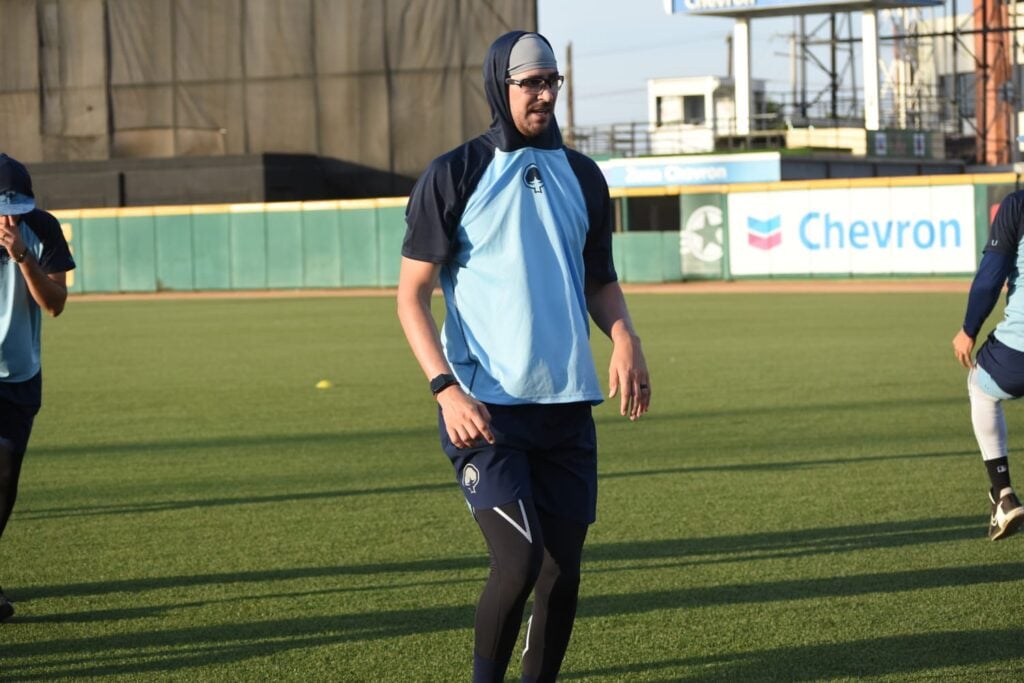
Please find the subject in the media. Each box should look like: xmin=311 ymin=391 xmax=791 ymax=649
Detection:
xmin=58 ymin=218 xmax=80 ymax=294
xmin=118 ymin=216 xmax=158 ymax=292
xmin=302 ymin=210 xmax=342 ymax=288
xmin=976 ymin=183 xmax=1015 ymax=261
xmin=230 ymin=212 xmax=268 ymax=289
xmin=155 ymin=214 xmax=194 ymax=291
xmin=612 ymin=233 xmax=625 ymax=281
xmin=192 ymin=213 xmax=232 ymax=290
xmin=78 ymin=217 xmax=121 ymax=293
xmin=266 ymin=211 xmax=304 ymax=288
xmin=340 ymin=208 xmax=378 ymax=287
xmin=618 ymin=232 xmax=664 ymax=283
xmin=680 ymin=192 xmax=727 ymax=280
xmin=660 ymin=231 xmax=683 ymax=281
xmin=377 ymin=207 xmax=406 ymax=287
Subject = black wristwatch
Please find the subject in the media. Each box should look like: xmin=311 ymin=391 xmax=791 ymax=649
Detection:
xmin=429 ymin=373 xmax=458 ymax=396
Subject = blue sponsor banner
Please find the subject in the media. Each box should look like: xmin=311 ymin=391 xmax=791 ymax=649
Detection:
xmin=598 ymin=152 xmax=780 ymax=188
xmin=665 ymin=0 xmax=941 ymax=17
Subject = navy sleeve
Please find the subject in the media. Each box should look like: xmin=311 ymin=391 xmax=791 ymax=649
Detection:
xmin=985 ymin=191 xmax=1024 ymax=257
xmin=962 ymin=192 xmax=1024 ymax=337
xmin=565 ymin=149 xmax=617 ymax=286
xmin=402 ymin=157 xmax=460 ymax=263
xmin=963 ymin=251 xmax=1014 ymax=337
xmin=24 ymin=209 xmax=75 ymax=274
xmin=402 ymin=138 xmax=493 ymax=264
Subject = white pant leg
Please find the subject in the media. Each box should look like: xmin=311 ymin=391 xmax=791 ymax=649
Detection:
xmin=969 ymin=367 xmax=1008 ymax=461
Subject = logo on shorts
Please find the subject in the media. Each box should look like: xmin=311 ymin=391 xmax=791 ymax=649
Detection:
xmin=523 ymin=164 xmax=544 ymax=193
xmin=462 ymin=464 xmax=481 ymax=494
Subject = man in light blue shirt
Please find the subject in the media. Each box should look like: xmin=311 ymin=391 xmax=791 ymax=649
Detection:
xmin=0 ymin=153 xmax=75 ymax=622
xmin=397 ymin=31 xmax=652 ymax=683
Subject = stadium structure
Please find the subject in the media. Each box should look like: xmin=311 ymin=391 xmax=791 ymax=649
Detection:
xmin=0 ymin=0 xmax=535 ymax=209
xmin=2 ymin=1 xmax=1019 ymax=206
xmin=575 ymin=0 xmax=1024 ymax=170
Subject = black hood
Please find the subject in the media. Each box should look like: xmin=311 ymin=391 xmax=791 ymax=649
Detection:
xmin=483 ymin=31 xmax=563 ymax=152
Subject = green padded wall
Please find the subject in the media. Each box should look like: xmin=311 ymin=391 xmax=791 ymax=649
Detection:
xmin=155 ymin=214 xmax=194 ymax=291
xmin=618 ymin=232 xmax=665 ymax=283
xmin=302 ymin=210 xmax=342 ymax=288
xmin=339 ymin=208 xmax=379 ymax=287
xmin=192 ymin=213 xmax=232 ymax=290
xmin=230 ymin=212 xmax=268 ymax=290
xmin=118 ymin=216 xmax=157 ymax=293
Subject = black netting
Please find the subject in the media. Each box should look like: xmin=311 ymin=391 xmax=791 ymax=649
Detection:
xmin=0 ymin=0 xmax=536 ymax=178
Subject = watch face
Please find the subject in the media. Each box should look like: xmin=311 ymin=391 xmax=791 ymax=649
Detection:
xmin=431 ymin=374 xmax=456 ymax=394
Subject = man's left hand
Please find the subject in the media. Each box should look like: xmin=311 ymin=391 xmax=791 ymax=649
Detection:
xmin=608 ymin=334 xmax=651 ymax=421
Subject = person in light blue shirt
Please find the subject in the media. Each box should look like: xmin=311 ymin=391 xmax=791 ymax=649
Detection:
xmin=0 ymin=153 xmax=75 ymax=622
xmin=397 ymin=31 xmax=651 ymax=683
xmin=953 ymin=190 xmax=1024 ymax=541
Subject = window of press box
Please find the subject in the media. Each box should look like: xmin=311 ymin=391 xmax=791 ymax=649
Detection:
xmin=621 ymin=195 xmax=681 ymax=232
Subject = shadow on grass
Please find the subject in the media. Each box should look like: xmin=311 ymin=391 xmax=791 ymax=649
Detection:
xmin=22 ymin=514 xmax=983 ymax=602
xmin=576 ymin=561 xmax=1022 ymax=618
xmin=602 ymin=449 xmax=973 ymax=479
xmin=2 ymin=602 xmax=475 ymax=680
xmin=32 ymin=425 xmax=435 ymax=459
xmin=585 ymin=514 xmax=982 ymax=567
xmin=4 ymin=563 xmax=1021 ymax=680
xmin=595 ymin=394 xmax=965 ymax=425
xmin=23 ymin=554 xmax=485 ymax=600
xmin=33 ymin=393 xmax=963 ymax=461
xmin=20 ymin=450 xmax=968 ymax=520
xmin=18 ymin=481 xmax=454 ymax=520
xmin=561 ymin=629 xmax=1024 ymax=682
xmin=16 ymin=576 xmax=483 ymax=624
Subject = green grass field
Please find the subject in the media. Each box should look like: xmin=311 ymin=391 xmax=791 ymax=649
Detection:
xmin=2 ymin=290 xmax=1023 ymax=682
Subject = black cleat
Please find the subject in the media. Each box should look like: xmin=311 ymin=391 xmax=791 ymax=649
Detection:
xmin=988 ymin=488 xmax=1024 ymax=541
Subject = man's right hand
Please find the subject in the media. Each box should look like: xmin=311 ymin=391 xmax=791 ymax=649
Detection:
xmin=952 ymin=328 xmax=976 ymax=369
xmin=436 ymin=386 xmax=495 ymax=448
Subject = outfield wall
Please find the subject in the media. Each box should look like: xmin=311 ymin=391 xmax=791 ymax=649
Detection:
xmin=53 ymin=199 xmax=408 ymax=294
xmin=628 ymin=172 xmax=1019 ymax=282
xmin=52 ymin=172 xmax=1018 ymax=294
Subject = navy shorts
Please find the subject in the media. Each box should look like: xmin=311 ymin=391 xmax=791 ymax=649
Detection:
xmin=439 ymin=402 xmax=598 ymax=525
xmin=976 ymin=333 xmax=1024 ymax=399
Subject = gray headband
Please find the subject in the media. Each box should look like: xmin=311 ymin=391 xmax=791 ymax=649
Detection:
xmin=508 ymin=33 xmax=557 ymax=76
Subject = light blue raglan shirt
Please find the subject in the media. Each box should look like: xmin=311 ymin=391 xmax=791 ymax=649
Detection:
xmin=402 ymin=29 xmax=618 ymax=406
xmin=438 ymin=146 xmax=600 ymax=404
xmin=1 ymin=221 xmax=48 ymax=381
xmin=0 ymin=210 xmax=75 ymax=403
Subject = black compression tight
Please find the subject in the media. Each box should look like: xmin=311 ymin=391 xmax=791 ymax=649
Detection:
xmin=472 ymin=498 xmax=589 ymax=683
xmin=0 ymin=440 xmax=25 ymax=541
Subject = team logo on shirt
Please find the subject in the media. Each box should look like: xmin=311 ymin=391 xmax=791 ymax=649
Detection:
xmin=523 ymin=164 xmax=544 ymax=193
xmin=462 ymin=464 xmax=481 ymax=494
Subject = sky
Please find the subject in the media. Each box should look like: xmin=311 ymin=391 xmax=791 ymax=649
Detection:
xmin=537 ymin=1 xmax=800 ymax=127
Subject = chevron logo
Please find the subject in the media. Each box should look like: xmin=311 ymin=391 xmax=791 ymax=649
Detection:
xmin=747 ymin=215 xmax=782 ymax=250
